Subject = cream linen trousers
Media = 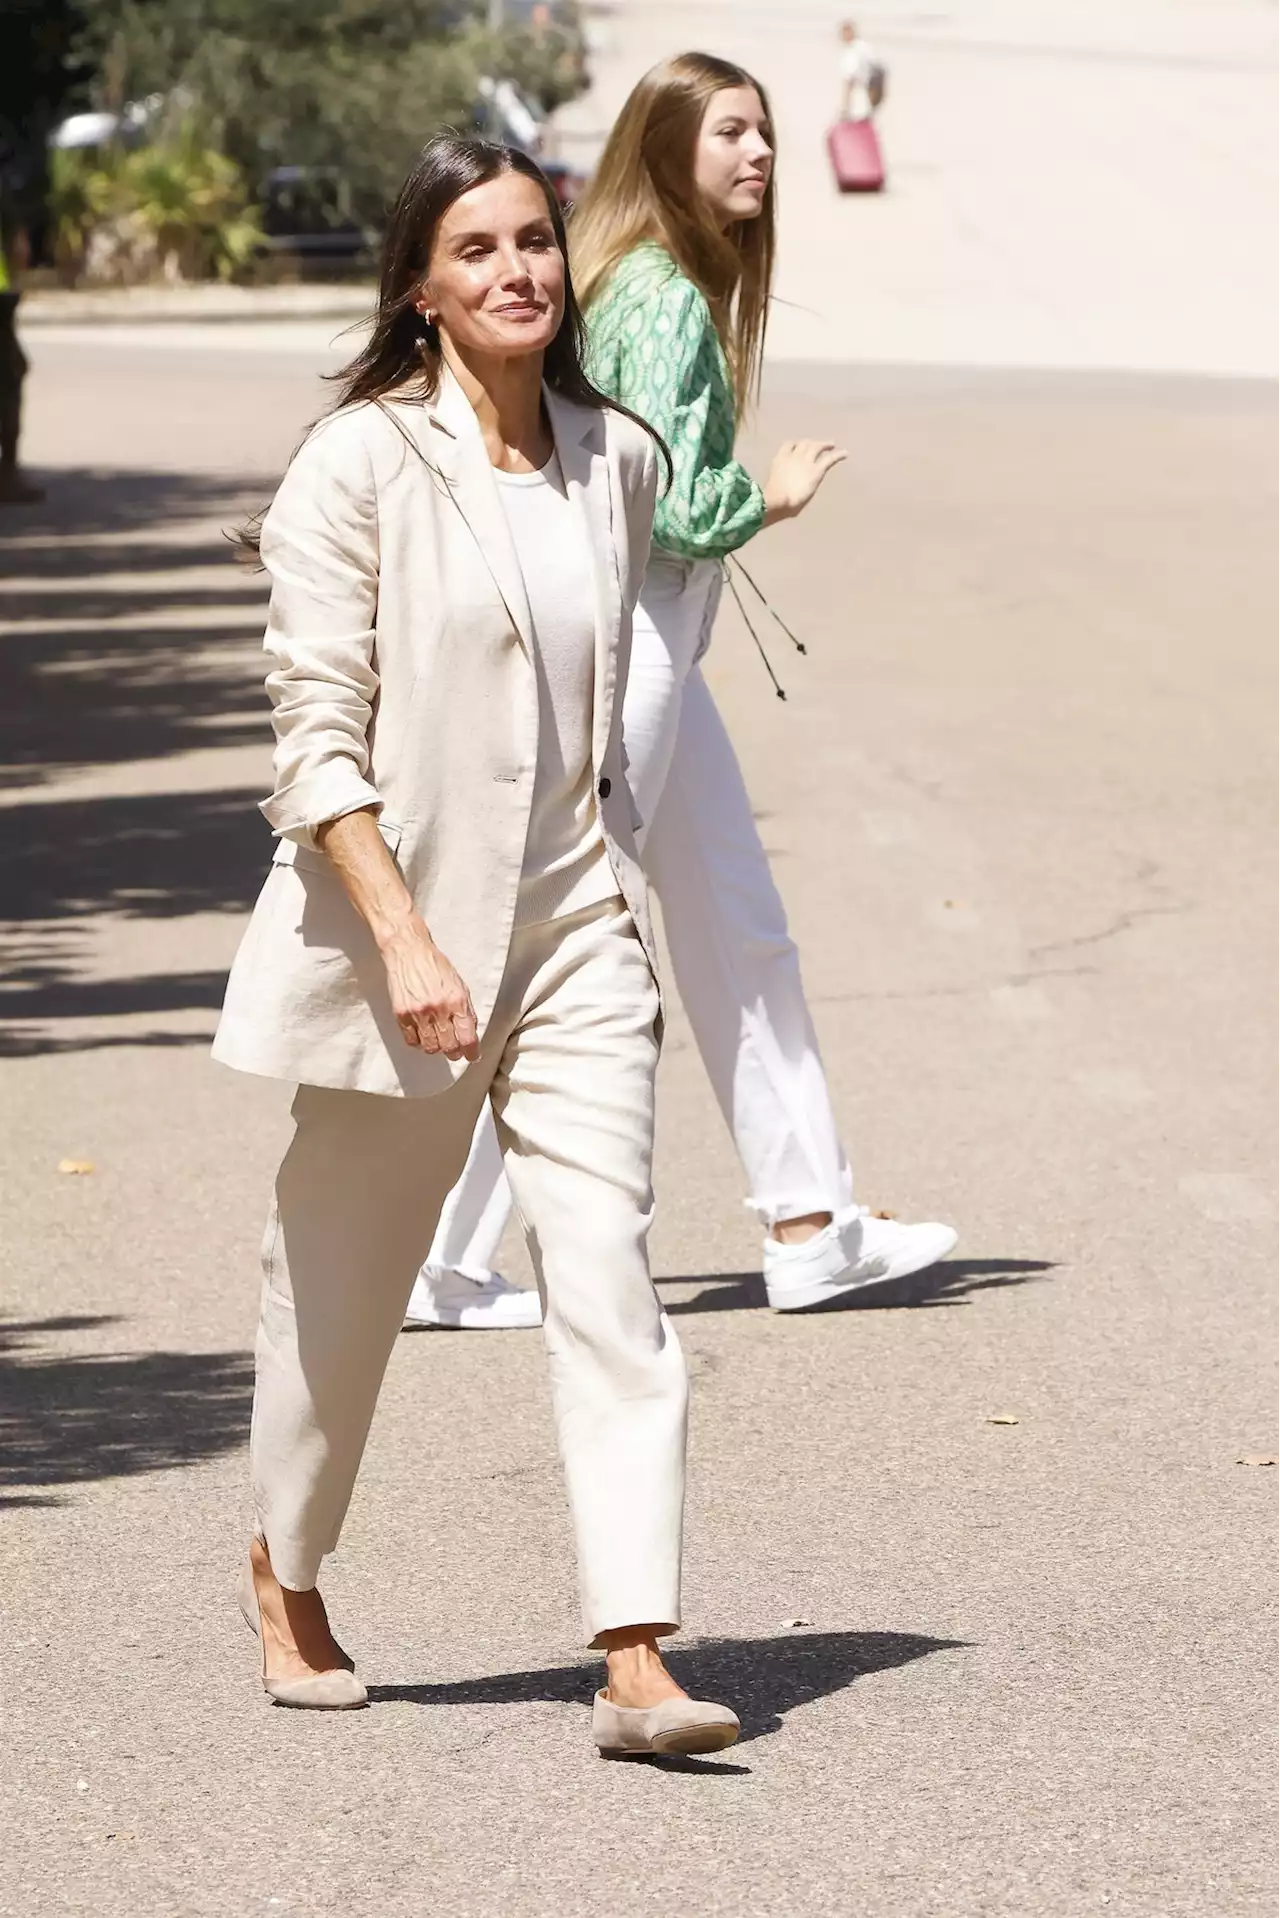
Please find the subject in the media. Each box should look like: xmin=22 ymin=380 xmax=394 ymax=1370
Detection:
xmin=252 ymin=898 xmax=686 ymax=1645
xmin=426 ymin=556 xmax=856 ymax=1278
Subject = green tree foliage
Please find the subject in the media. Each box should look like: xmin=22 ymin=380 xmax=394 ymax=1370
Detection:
xmin=69 ymin=0 xmax=587 ymax=224
xmin=49 ymin=128 xmax=263 ymax=283
xmin=471 ymin=10 xmax=589 ymax=118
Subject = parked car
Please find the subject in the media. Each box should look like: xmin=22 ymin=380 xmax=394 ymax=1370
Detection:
xmin=48 ymin=94 xmax=161 ymax=152
xmin=257 ymin=167 xmax=375 ymax=266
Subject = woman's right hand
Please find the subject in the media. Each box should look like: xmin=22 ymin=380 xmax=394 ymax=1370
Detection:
xmin=379 ymin=919 xmax=480 ymax=1060
xmin=762 ymin=439 xmax=847 ymax=525
xmin=312 ymin=808 xmax=479 ymax=1061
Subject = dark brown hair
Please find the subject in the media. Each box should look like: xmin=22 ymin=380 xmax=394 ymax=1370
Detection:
xmin=332 ymin=132 xmax=617 ymax=411
xmin=237 ymin=132 xmax=665 ymax=557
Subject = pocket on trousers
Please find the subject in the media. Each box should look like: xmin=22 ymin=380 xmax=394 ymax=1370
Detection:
xmin=692 ymin=565 xmax=725 ymax=666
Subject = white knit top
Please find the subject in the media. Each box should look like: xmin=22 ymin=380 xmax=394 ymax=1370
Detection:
xmin=494 ymin=452 xmax=616 ymax=925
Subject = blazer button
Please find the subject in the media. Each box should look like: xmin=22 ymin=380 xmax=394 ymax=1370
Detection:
xmin=597 ymin=776 xmax=612 ymax=799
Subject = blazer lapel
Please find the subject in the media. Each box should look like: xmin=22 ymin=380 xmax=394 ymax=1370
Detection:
xmin=380 ymin=375 xmax=618 ymax=734
xmin=381 ymin=372 xmax=534 ymax=654
xmin=547 ymin=390 xmax=619 ymax=768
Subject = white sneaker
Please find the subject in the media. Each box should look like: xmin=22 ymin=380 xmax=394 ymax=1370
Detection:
xmin=403 ymin=1265 xmax=543 ymax=1330
xmin=763 ymin=1208 xmax=958 ymax=1312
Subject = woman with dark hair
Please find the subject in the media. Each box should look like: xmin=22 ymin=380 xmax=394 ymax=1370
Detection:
xmin=410 ymin=55 xmax=956 ymax=1333
xmin=213 ymin=133 xmax=739 ymax=1754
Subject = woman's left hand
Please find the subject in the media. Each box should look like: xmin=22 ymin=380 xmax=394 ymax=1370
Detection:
xmin=761 ymin=439 xmax=848 ymax=527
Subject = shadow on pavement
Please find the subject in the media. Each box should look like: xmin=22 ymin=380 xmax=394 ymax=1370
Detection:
xmin=0 ymin=467 xmax=273 ymax=792
xmin=0 ymin=465 xmax=278 ymax=1052
xmin=0 ymin=788 xmax=269 ymax=924
xmin=0 ymin=618 xmax=266 ymax=793
xmin=658 ymin=1257 xmax=1056 ymax=1315
xmin=0 ymin=464 xmax=269 ymax=546
xmin=0 ymin=1316 xmax=252 ymax=1493
xmin=368 ymin=1628 xmax=964 ymax=1749
xmin=0 ymin=965 xmax=232 ymax=1057
xmin=0 ymin=788 xmax=272 ymax=1055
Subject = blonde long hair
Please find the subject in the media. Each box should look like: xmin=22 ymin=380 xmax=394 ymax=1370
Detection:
xmin=570 ymin=51 xmax=776 ymax=418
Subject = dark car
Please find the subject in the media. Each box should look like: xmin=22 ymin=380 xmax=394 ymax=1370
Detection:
xmin=258 ymin=167 xmax=376 ymax=267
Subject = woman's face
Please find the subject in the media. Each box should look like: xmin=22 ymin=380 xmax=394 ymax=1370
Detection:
xmin=692 ymin=85 xmax=773 ymax=227
xmin=419 ymin=172 xmax=565 ymax=360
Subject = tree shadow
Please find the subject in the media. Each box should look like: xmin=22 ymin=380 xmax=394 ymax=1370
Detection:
xmin=0 ymin=466 xmax=272 ymax=792
xmin=3 ymin=584 xmax=263 ymax=623
xmin=368 ymin=1627 xmax=964 ymax=1753
xmin=0 ymin=1316 xmax=252 ymax=1493
xmin=0 ymin=786 xmax=274 ymax=1053
xmin=0 ymin=783 xmax=275 ymax=1053
xmin=658 ymin=1257 xmax=1057 ymax=1315
xmin=0 ymin=535 xmax=241 ymax=581
xmin=0 ymin=465 xmax=270 ymax=544
xmin=0 ymin=980 xmax=233 ymax=1056
xmin=0 ymin=616 xmax=268 ymax=793
xmin=0 ymin=465 xmax=281 ymax=1052
xmin=0 ymin=787 xmax=270 ymax=926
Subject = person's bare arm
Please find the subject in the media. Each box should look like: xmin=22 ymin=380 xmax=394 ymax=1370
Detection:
xmin=315 ymin=808 xmax=479 ymax=1061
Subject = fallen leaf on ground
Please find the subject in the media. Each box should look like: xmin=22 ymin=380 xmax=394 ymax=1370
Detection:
xmin=1236 ymin=1455 xmax=1276 ymax=1467
xmin=986 ymin=1414 xmax=1020 ymax=1426
xmin=57 ymin=1159 xmax=95 ymax=1176
xmin=782 ymin=1617 xmax=813 ymax=1629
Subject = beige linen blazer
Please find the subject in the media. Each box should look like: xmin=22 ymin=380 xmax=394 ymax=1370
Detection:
xmin=212 ymin=367 xmax=660 ymax=1097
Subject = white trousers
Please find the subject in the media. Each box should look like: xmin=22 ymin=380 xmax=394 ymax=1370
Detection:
xmin=427 ymin=557 xmax=854 ymax=1277
xmin=251 ymin=899 xmax=686 ymax=1645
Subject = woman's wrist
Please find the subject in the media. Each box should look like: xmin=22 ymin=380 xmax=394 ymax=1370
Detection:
xmin=314 ymin=808 xmax=428 ymax=956
xmin=372 ymin=906 xmax=429 ymax=958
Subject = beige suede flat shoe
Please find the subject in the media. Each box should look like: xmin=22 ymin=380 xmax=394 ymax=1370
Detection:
xmin=592 ymin=1690 xmax=740 ymax=1758
xmin=238 ymin=1562 xmax=368 ymax=1711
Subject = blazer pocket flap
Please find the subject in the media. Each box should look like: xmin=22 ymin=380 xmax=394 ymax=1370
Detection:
xmin=272 ymin=818 xmax=403 ymax=873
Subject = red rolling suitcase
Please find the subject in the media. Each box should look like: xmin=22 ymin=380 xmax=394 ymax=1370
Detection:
xmin=827 ymin=118 xmax=885 ymax=193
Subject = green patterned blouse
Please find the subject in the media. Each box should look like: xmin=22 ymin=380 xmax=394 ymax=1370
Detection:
xmin=584 ymin=242 xmax=766 ymax=561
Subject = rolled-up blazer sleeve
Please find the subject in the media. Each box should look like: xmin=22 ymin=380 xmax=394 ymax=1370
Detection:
xmin=257 ymin=417 xmax=384 ymax=847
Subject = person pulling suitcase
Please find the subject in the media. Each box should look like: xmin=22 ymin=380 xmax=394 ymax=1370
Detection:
xmin=829 ymin=19 xmax=887 ymax=193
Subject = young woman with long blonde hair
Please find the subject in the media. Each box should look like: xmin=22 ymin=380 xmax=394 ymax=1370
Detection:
xmin=407 ymin=54 xmax=956 ymax=1332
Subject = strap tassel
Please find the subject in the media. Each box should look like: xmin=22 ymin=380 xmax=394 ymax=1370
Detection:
xmin=725 ymin=565 xmax=787 ymax=700
xmin=727 ymin=555 xmax=808 ymax=655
